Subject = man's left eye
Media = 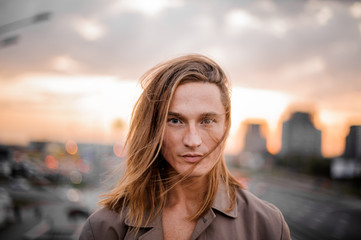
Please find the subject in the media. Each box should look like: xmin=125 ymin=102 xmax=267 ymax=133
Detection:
xmin=202 ymin=119 xmax=214 ymax=124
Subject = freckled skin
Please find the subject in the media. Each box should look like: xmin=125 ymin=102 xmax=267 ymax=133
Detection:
xmin=161 ymin=82 xmax=226 ymax=177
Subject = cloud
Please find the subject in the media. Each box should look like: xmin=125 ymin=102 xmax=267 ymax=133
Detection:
xmin=316 ymin=6 xmax=333 ymax=25
xmin=105 ymin=0 xmax=184 ymax=17
xmin=267 ymin=18 xmax=290 ymax=37
xmin=254 ymin=0 xmax=277 ymax=13
xmin=225 ymin=9 xmax=261 ymax=33
xmin=0 ymin=0 xmax=360 ymax=106
xmin=350 ymin=2 xmax=361 ymax=19
xmin=51 ymin=55 xmax=84 ymax=73
xmin=279 ymin=56 xmax=326 ymax=81
xmin=73 ymin=18 xmax=106 ymax=41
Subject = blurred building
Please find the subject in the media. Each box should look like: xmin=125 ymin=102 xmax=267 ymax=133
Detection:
xmin=331 ymin=126 xmax=361 ymax=179
xmin=243 ymin=124 xmax=267 ymax=154
xmin=343 ymin=125 xmax=361 ymax=159
xmin=235 ymin=123 xmax=270 ymax=170
xmin=280 ymin=112 xmax=322 ymax=157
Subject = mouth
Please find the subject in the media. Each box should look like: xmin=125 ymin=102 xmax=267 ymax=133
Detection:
xmin=181 ymin=153 xmax=203 ymax=163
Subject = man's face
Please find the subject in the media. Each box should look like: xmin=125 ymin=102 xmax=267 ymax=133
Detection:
xmin=161 ymin=82 xmax=226 ymax=177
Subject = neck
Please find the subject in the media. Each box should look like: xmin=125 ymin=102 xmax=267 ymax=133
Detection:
xmin=166 ymin=175 xmax=208 ymax=209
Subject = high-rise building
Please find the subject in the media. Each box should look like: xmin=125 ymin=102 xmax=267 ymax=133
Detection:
xmin=243 ymin=124 xmax=267 ymax=154
xmin=344 ymin=125 xmax=361 ymax=158
xmin=280 ymin=112 xmax=321 ymax=157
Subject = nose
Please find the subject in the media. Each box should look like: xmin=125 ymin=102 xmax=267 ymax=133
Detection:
xmin=183 ymin=124 xmax=202 ymax=148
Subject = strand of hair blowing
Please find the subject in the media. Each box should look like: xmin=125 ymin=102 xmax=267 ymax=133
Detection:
xmin=99 ymin=58 xmax=179 ymax=228
xmin=100 ymin=83 xmax=169 ymax=227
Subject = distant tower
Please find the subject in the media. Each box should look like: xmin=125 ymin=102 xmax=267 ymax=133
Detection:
xmin=243 ymin=124 xmax=267 ymax=154
xmin=343 ymin=125 xmax=361 ymax=158
xmin=281 ymin=112 xmax=322 ymax=157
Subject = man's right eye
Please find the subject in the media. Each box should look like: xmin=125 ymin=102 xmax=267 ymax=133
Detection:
xmin=168 ymin=118 xmax=181 ymax=124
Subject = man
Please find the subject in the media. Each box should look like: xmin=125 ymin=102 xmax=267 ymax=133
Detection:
xmin=79 ymin=54 xmax=291 ymax=240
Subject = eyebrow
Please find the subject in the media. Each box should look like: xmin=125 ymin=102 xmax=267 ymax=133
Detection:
xmin=167 ymin=112 xmax=222 ymax=118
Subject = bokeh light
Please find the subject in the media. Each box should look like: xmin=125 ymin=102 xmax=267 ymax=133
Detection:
xmin=45 ymin=155 xmax=58 ymax=170
xmin=113 ymin=142 xmax=125 ymax=157
xmin=69 ymin=171 xmax=82 ymax=185
xmin=77 ymin=159 xmax=90 ymax=173
xmin=65 ymin=140 xmax=78 ymax=155
xmin=66 ymin=188 xmax=80 ymax=202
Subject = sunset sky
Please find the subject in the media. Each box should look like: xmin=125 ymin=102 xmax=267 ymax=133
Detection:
xmin=1 ymin=0 xmax=361 ymax=157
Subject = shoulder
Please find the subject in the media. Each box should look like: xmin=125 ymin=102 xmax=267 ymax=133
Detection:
xmin=237 ymin=187 xmax=281 ymax=218
xmin=79 ymin=207 xmax=128 ymax=240
xmin=236 ymin=188 xmax=291 ymax=239
xmin=89 ymin=207 xmax=124 ymax=223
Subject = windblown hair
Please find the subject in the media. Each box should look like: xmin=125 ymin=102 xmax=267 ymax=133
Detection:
xmin=100 ymin=54 xmax=242 ymax=231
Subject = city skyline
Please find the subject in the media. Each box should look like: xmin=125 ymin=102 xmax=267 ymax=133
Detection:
xmin=1 ymin=95 xmax=358 ymax=158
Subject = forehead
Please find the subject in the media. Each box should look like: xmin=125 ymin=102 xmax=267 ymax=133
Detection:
xmin=169 ymin=82 xmax=225 ymax=114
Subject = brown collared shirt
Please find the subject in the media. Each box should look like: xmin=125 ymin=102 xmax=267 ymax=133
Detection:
xmin=79 ymin=185 xmax=291 ymax=240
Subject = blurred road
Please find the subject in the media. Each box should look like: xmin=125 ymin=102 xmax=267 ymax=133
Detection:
xmin=1 ymin=169 xmax=361 ymax=240
xmin=0 ymin=185 xmax=90 ymax=240
xmin=243 ymin=169 xmax=361 ymax=240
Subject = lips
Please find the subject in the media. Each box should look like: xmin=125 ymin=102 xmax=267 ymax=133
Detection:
xmin=181 ymin=153 xmax=203 ymax=163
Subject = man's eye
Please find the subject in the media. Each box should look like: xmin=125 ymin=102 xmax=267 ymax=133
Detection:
xmin=168 ymin=118 xmax=181 ymax=124
xmin=202 ymin=118 xmax=214 ymax=125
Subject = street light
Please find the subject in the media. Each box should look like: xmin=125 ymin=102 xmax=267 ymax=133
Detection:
xmin=0 ymin=35 xmax=19 ymax=47
xmin=0 ymin=11 xmax=52 ymax=48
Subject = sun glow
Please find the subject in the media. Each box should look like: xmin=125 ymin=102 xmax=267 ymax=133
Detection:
xmin=0 ymin=74 xmax=142 ymax=144
xmin=0 ymin=73 xmax=356 ymax=158
xmin=227 ymin=86 xmax=293 ymax=154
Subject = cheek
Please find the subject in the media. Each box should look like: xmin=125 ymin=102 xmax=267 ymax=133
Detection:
xmin=204 ymin=126 xmax=225 ymax=145
xmin=162 ymin=128 xmax=181 ymax=147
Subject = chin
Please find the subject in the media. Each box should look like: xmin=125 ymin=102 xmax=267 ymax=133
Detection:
xmin=179 ymin=166 xmax=212 ymax=178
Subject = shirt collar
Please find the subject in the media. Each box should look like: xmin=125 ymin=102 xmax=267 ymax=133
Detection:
xmin=124 ymin=180 xmax=238 ymax=228
xmin=211 ymin=180 xmax=238 ymax=218
xmin=124 ymin=208 xmax=160 ymax=228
